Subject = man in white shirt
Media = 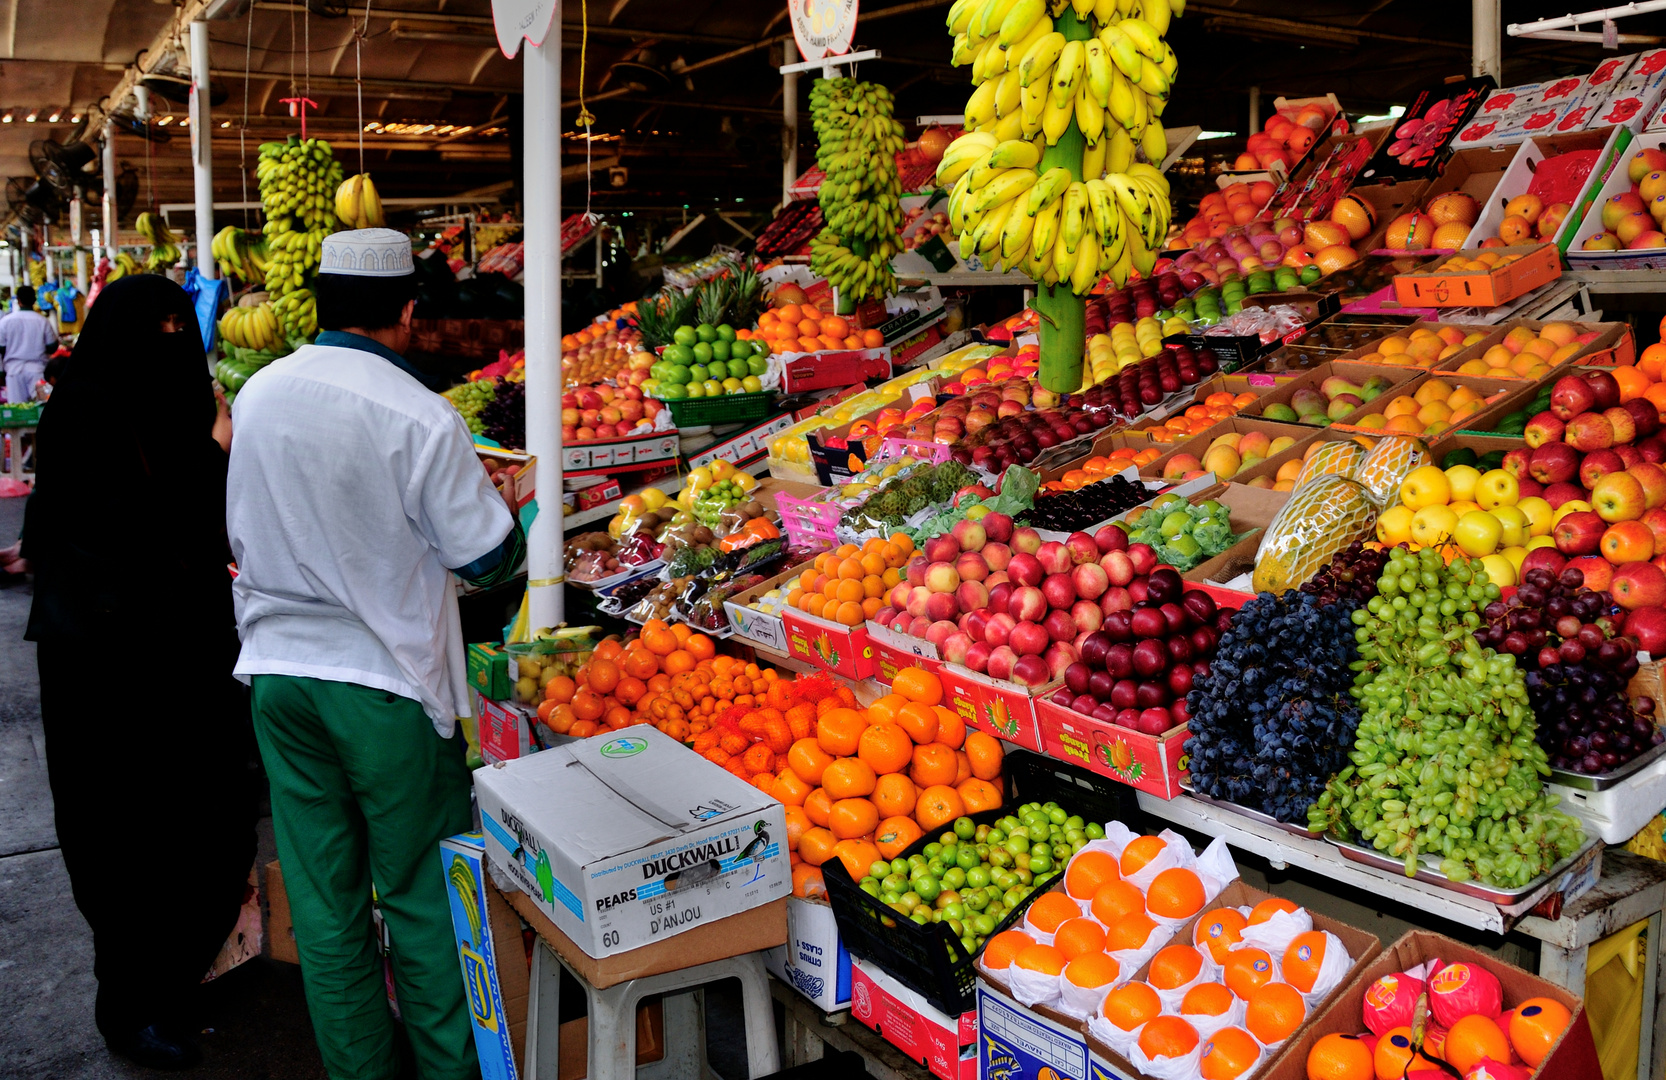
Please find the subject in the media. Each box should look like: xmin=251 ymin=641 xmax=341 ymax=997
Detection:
xmin=0 ymin=285 xmax=60 ymax=403
xmin=227 ymin=229 xmax=522 ymax=1080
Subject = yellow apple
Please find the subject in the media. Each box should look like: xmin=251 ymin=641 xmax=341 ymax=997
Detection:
xmin=1376 ymin=505 xmax=1416 ymax=546
xmin=1474 ymin=468 xmax=1520 ymax=511
xmin=1501 ymin=545 xmax=1529 ymax=571
xmin=1411 ymin=504 xmax=1460 ymax=548
xmin=1490 ymin=505 xmax=1529 ymax=547
xmin=1526 ymin=535 xmax=1559 ymax=551
xmin=1454 ymin=510 xmax=1503 ymax=556
xmin=1515 ymin=496 xmax=1554 ymax=537
xmin=1447 ymin=500 xmax=1483 ymax=518
xmin=1480 ymin=552 xmax=1517 ymax=587
xmin=1552 ymin=500 xmax=1594 ymax=526
xmin=1444 ymin=464 xmax=1481 ymax=502
xmin=1400 ymin=465 xmax=1453 ymax=510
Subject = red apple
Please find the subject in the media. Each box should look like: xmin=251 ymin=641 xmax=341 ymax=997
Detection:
xmin=1631 ymin=463 xmax=1666 ymax=509
xmin=1520 ymin=546 xmax=1569 ymax=579
xmin=1606 ymin=406 xmax=1639 ymax=446
xmin=1544 ymin=481 xmax=1587 ymax=509
xmin=1587 ymin=370 xmax=1623 ymax=410
xmin=1550 ymin=375 xmax=1599 ymax=420
xmin=1613 ymin=562 xmax=1666 ymax=609
xmin=1593 ymin=470 xmax=1647 ymax=522
xmin=1565 ymin=412 xmax=1616 ymax=452
xmin=1524 ymin=412 xmax=1567 ymax=448
xmin=1624 ymin=398 xmax=1662 ymax=438
xmin=1624 ymin=605 xmax=1666 ymax=654
xmin=1530 ymin=443 xmax=1581 ymax=485
xmin=1554 ymin=510 xmax=1607 ymax=555
xmin=1580 ymin=448 xmax=1626 ymax=490
xmin=1570 ymin=555 xmax=1615 ymax=592
xmin=1643 ymin=507 xmax=1666 ymax=553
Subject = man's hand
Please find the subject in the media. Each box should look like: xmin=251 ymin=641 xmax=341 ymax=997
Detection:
xmin=0 ymin=540 xmax=27 ymax=575
xmin=212 ymin=385 xmax=233 ymax=452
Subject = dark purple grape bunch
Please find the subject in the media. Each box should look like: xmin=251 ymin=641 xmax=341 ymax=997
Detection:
xmin=1475 ymin=566 xmax=1635 ymax=672
xmin=1524 ymin=664 xmax=1662 ymax=774
xmin=1299 ymin=541 xmax=1392 ymax=608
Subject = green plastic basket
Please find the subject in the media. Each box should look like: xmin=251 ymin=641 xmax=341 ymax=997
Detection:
xmin=0 ymin=403 xmax=41 ymax=428
xmin=663 ymin=391 xmax=775 ymax=427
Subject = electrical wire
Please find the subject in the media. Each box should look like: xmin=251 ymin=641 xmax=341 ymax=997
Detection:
xmin=241 ymin=0 xmax=254 ymax=229
xmin=578 ymin=0 xmax=598 ymax=226
xmin=357 ymin=0 xmax=374 ymax=174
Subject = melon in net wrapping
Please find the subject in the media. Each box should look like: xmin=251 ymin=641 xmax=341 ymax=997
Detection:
xmin=1294 ymin=440 xmax=1367 ymax=489
xmin=1252 ymin=474 xmax=1380 ymax=594
xmin=1355 ymin=435 xmax=1429 ymax=507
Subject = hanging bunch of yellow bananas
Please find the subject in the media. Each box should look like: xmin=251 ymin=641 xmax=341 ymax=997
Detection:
xmin=333 ymin=173 xmax=386 ymax=231
xmin=104 ymin=252 xmax=140 ymax=283
xmin=940 ymin=0 xmax=1180 ymax=292
xmin=27 ymin=259 xmax=46 ymax=287
xmin=808 ymin=78 xmax=906 ymax=304
xmin=218 ymin=302 xmax=283 ymax=353
xmin=210 ymin=225 xmax=270 ymax=285
xmin=256 ymin=135 xmax=343 ymax=342
xmin=136 ymin=212 xmax=181 ymax=272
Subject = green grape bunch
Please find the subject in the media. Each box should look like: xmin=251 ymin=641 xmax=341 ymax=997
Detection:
xmin=1309 ymin=546 xmax=1586 ymax=888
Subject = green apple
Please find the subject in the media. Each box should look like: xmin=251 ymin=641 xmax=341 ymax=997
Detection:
xmin=727 ymin=359 xmax=750 ymax=380
xmin=710 ymin=340 xmax=731 ymax=362
xmin=716 ymin=324 xmax=736 ymax=342
xmin=661 ymin=343 xmax=692 ymax=366
xmin=666 ymin=364 xmax=691 ymax=385
xmin=695 ymin=323 xmax=717 ymax=343
xmin=691 ymin=341 xmax=713 ymax=364
xmin=747 ymin=355 xmax=769 ymax=376
xmin=673 ymin=326 xmax=697 ymax=347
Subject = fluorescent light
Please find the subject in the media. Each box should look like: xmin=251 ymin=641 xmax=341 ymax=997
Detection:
xmin=1199 ymin=130 xmax=1237 ymax=139
xmin=220 ymin=120 xmax=231 ymax=128
xmin=69 ymin=113 xmax=80 ymax=122
xmin=1355 ymin=106 xmax=1406 ymax=123
xmin=158 ymin=115 xmax=173 ymax=126
xmin=2 ymin=113 xmax=13 ymax=124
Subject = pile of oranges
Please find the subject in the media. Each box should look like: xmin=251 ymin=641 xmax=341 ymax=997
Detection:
xmin=1048 ymin=450 xmax=1161 ymax=492
xmin=750 ymin=667 xmax=1006 ymax=900
xmin=756 ymin=301 xmax=887 ymax=356
xmin=536 ymin=620 xmax=781 ymax=741
xmin=788 ymin=534 xmax=919 ymax=627
xmin=1139 ymin=390 xmax=1264 ymax=444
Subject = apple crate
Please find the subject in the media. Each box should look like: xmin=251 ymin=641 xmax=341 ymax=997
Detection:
xmin=1035 ymin=697 xmax=1190 ymax=799
xmin=936 ymin=661 xmax=1050 ymax=752
xmin=1463 ymin=125 xmax=1633 ymax=255
xmin=1392 ymin=243 xmax=1563 ymax=308
xmin=1566 ymin=128 xmax=1666 ymax=270
xmin=779 ymin=606 xmax=876 ymax=679
xmin=1239 ymin=361 xmax=1423 ymax=429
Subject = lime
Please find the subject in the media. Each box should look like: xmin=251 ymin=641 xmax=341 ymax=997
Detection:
xmin=673 ymin=326 xmax=697 ymax=347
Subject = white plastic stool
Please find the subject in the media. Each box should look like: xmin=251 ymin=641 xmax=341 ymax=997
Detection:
xmin=522 ymin=940 xmax=780 ymax=1080
xmin=3 ymin=427 xmax=34 ymax=484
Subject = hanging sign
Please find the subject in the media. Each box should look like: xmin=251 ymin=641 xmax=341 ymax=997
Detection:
xmin=789 ymin=0 xmax=859 ymax=63
xmin=490 ymin=0 xmax=557 ymax=59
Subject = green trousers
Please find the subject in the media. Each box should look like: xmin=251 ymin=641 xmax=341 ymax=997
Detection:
xmin=252 ymin=675 xmax=479 ymax=1080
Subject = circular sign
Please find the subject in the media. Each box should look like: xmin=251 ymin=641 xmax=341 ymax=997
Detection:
xmin=789 ymin=0 xmax=859 ymax=63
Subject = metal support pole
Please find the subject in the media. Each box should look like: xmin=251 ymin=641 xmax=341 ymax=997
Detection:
xmin=43 ymin=226 xmax=55 ymax=283
xmin=523 ymin=36 xmax=566 ymax=630
xmin=1248 ymin=86 xmax=1261 ymax=134
xmin=782 ymin=39 xmax=799 ymax=206
xmin=190 ymin=20 xmax=217 ymax=278
xmin=102 ymin=121 xmax=119 ymax=263
xmin=70 ymin=200 xmax=86 ymax=293
xmin=1473 ymin=0 xmax=1502 ymax=81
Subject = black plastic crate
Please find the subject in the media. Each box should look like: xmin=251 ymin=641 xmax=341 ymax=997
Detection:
xmin=821 ymin=750 xmax=1135 ymax=1017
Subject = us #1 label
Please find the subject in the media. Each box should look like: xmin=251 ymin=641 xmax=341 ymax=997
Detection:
xmin=590 ymin=819 xmax=781 ymax=949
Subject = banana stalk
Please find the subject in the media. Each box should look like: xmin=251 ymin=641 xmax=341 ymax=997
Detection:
xmin=1033 ymin=5 xmax=1093 ymax=395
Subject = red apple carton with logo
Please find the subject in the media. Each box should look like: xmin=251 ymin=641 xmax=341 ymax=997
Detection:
xmin=1454 ymin=82 xmax=1554 ymax=149
xmin=849 ymin=958 xmax=977 ymax=1080
xmin=1580 ymin=50 xmax=1666 ymax=133
xmin=1567 ymin=132 xmax=1666 ymax=269
xmin=780 ymin=605 xmax=877 ymax=681
xmin=1552 ymin=53 xmax=1643 ymax=134
xmin=1463 ymin=126 xmax=1633 ymax=257
xmin=1521 ymin=73 xmax=1603 ymax=138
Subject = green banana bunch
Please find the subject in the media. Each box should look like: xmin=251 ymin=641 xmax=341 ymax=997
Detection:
xmin=333 ymin=173 xmax=386 ymax=231
xmin=809 ymin=77 xmax=905 ymax=304
xmin=272 ymin=286 xmax=318 ymax=341
xmin=945 ymin=0 xmax=1181 ymax=289
xmin=255 ymin=134 xmax=344 ymax=341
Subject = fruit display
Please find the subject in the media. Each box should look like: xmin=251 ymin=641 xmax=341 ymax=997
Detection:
xmin=1177 ymin=179 xmax=1276 ymax=245
xmin=788 ymin=533 xmax=927 ymax=628
xmin=646 ymin=325 xmax=773 ymax=402
xmin=1492 ymin=191 xmax=1574 ymax=247
xmin=332 ymin=172 xmax=387 ymax=231
xmin=135 ymin=212 xmax=180 ymax=272
xmin=561 ymin=323 xmax=648 ymax=390
xmin=1473 ymin=381 xmax=1552 ymax=438
xmin=1378 ymin=190 xmax=1483 ymax=252
xmin=1185 ymin=589 xmax=1362 ymax=824
xmin=209 ymin=224 xmax=271 ymax=286
xmin=1252 ymin=474 xmax=1381 ymax=594
xmin=478 ymin=378 xmax=525 ymax=449
xmin=1452 ymin=322 xmax=1601 ymax=378
xmin=936 ymin=0 xmax=1180 ymax=290
xmin=903 ymin=209 xmax=953 ymax=250
xmin=1349 ymin=325 xmax=1485 ymax=368
xmin=1352 ymin=378 xmax=1510 ymax=438
xmin=1298 ymin=540 xmax=1392 ymax=608
xmin=1022 ymin=474 xmax=1152 ymax=532
xmin=1139 ymin=389 xmax=1262 ymax=446
xmin=756 ymin=298 xmax=887 ymax=355
xmin=442 ymin=377 xmax=499 ymax=435
xmin=1309 ymin=958 xmax=1572 ymax=1079
xmin=1084 ymin=317 xmax=1168 ymax=380
xmin=808 ymin=77 xmax=906 ymax=304
xmin=1261 ymin=374 xmax=1394 ymax=428
xmin=1373 ymin=460 xmax=1534 ymax=585
xmin=256 ymin=136 xmax=346 ymax=342
xmin=1581 ymin=151 xmax=1666 ymax=250
xmin=561 ymin=383 xmax=661 ymax=443
xmin=762 ymin=667 xmax=1010 ymax=896
xmin=1483 ymin=565 xmax=1662 ymax=774
xmin=565 ymin=530 xmax=664 ymax=585
xmin=838 ymin=461 xmax=981 ymax=535
xmin=1117 ymin=493 xmax=1241 ymax=571
xmin=478 ymin=453 xmax=526 ymax=505
xmin=852 ymin=801 xmax=1098 ymax=956
xmin=1312 ymin=546 xmax=1586 ymax=885
xmin=1169 ymin=429 xmax=1300 ymax=485
xmin=1048 ymin=450 xmax=1160 ymax=487
xmin=1231 ymin=100 xmax=1338 ymax=173
xmin=1085 ymin=344 xmax=1218 ymax=422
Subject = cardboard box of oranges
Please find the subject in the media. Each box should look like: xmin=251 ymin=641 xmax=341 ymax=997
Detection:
xmin=1392 ymin=243 xmax=1562 ymax=308
xmin=1329 ymin=374 xmax=1537 ymax=439
xmin=1333 ymin=322 xmax=1498 ymax=370
xmin=1082 ymin=881 xmax=1383 ymax=1080
xmin=1265 ymin=930 xmax=1599 ymax=1080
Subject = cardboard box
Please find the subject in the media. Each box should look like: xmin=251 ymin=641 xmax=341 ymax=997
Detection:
xmin=1138 ymin=417 xmax=1318 ymax=484
xmin=476 ymin=692 xmax=537 ymax=764
xmin=1358 ymin=77 xmax=1497 ymax=185
xmin=1553 ymin=53 xmax=1644 ymax=133
xmin=1035 ymin=698 xmax=1191 ymax=799
xmin=573 ymin=479 xmax=622 ymax=512
xmin=1239 ymin=362 xmax=1423 ymax=428
xmin=851 ymin=958 xmax=977 ymax=1080
xmin=441 ymin=834 xmax=527 ymax=1080
xmin=1091 ymin=879 xmax=1385 ymax=1080
xmin=721 ymin=567 xmax=796 ymax=654
xmin=779 ymin=347 xmax=893 ymax=394
xmin=1393 ymin=243 xmax=1562 ymax=308
xmin=1465 ymin=127 xmax=1632 ymax=256
xmin=763 ymin=896 xmax=852 ymax=1013
xmin=1179 ymin=482 xmax=1290 ymax=588
xmin=977 ymin=973 xmax=1089 ymax=1080
xmin=560 ymin=431 xmax=681 ymax=479
xmin=469 ymin=642 xmax=514 ymax=703
xmin=1359 ymin=145 xmax=1522 ymax=253
xmin=1583 ymin=51 xmax=1666 ymax=132
xmin=1260 ymin=930 xmax=1599 ymax=1080
xmin=474 ymin=726 xmax=790 ymax=958
xmin=781 ymin=606 xmax=876 ymax=679
xmin=1567 ymin=128 xmax=1666 ymax=270
xmin=685 ymin=412 xmax=801 ymax=470
xmin=1454 ymin=82 xmax=1551 ymax=148
xmin=938 ymin=661 xmax=1051 ymax=752
xmin=866 ymin=619 xmax=945 ymax=687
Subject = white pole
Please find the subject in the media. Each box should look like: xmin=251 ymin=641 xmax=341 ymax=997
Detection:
xmin=1473 ymin=0 xmax=1502 ymax=81
xmin=102 ymin=121 xmax=118 ymax=263
xmin=189 ymin=20 xmax=217 ymax=278
xmin=783 ymin=39 xmax=799 ymax=207
xmin=523 ymin=36 xmax=565 ymax=630
xmin=70 ymin=200 xmax=86 ymax=293
xmin=43 ymin=225 xmax=55 ymax=283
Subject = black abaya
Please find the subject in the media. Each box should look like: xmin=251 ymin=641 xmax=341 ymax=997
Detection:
xmin=21 ymin=275 xmax=257 ymax=1042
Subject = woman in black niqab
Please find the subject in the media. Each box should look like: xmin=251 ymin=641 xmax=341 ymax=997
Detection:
xmin=21 ymin=275 xmax=257 ymax=1070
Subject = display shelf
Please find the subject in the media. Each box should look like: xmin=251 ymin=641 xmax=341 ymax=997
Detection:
xmin=1569 ymin=269 xmax=1666 ymax=295
xmin=560 ymin=473 xmax=685 ymax=532
xmin=1135 ymin=790 xmax=1562 ymax=934
xmin=912 ymin=270 xmax=1035 ymax=287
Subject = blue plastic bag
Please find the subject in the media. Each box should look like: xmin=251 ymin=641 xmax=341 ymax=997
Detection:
xmin=184 ymin=269 xmax=228 ymax=355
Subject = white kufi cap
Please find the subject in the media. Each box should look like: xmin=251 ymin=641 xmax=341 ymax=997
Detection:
xmin=319 ymin=228 xmax=415 ymax=277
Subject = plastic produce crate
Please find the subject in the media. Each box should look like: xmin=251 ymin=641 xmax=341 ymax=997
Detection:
xmin=663 ymin=391 xmax=776 ymax=427
xmin=821 ymin=750 xmax=1134 ymax=1016
xmin=0 ymin=402 xmax=40 ymax=427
